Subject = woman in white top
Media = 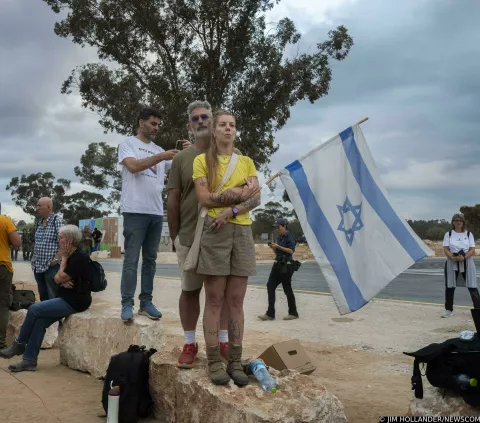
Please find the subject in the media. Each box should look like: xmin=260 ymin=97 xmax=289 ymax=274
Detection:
xmin=442 ymin=213 xmax=480 ymax=318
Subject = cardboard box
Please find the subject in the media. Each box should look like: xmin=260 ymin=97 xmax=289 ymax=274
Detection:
xmin=110 ymin=246 xmax=121 ymax=259
xmin=258 ymin=339 xmax=316 ymax=375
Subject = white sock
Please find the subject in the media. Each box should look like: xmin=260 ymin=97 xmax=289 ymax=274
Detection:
xmin=219 ymin=330 xmax=228 ymax=343
xmin=184 ymin=331 xmax=196 ymax=345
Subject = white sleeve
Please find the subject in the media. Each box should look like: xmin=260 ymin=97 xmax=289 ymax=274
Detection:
xmin=442 ymin=232 xmax=450 ymax=247
xmin=165 ymin=160 xmax=172 ymax=172
xmin=468 ymin=232 xmax=475 ymax=248
xmin=118 ymin=140 xmax=136 ymax=165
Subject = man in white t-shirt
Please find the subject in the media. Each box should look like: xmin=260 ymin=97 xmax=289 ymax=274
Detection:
xmin=118 ymin=107 xmax=179 ymax=322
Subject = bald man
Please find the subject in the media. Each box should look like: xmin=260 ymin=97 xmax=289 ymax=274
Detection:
xmin=31 ymin=198 xmax=64 ymax=301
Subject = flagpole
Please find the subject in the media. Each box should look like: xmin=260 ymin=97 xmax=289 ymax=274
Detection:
xmin=259 ymin=117 xmax=369 ymax=190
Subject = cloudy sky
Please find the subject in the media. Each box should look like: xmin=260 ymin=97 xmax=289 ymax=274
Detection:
xmin=1 ymin=0 xmax=479 ymax=223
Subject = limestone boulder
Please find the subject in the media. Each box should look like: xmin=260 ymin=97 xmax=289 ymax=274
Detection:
xmin=7 ymin=309 xmax=58 ymax=348
xmin=409 ymin=384 xmax=480 ymax=416
xmin=150 ymin=347 xmax=347 ymax=423
xmin=58 ymin=308 xmax=164 ymax=379
xmin=91 ymin=250 xmax=109 ymax=259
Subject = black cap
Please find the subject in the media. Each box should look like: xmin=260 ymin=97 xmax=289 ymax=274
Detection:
xmin=273 ymin=218 xmax=289 ymax=227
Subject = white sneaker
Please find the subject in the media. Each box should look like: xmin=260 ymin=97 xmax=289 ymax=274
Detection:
xmin=442 ymin=310 xmax=453 ymax=318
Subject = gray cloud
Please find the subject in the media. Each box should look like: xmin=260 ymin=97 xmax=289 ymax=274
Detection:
xmin=1 ymin=0 xmax=479 ymax=223
xmin=268 ymin=0 xmax=480 ymax=219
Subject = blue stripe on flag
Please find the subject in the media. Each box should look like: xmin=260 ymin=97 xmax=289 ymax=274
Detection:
xmin=285 ymin=161 xmax=367 ymax=312
xmin=339 ymin=127 xmax=426 ymax=262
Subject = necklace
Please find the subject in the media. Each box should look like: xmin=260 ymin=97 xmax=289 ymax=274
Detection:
xmin=218 ymin=155 xmax=232 ymax=165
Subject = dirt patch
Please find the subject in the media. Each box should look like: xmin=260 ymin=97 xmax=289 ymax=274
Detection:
xmin=240 ymin=332 xmax=412 ymax=423
xmin=255 ymin=243 xmax=314 ymax=260
xmin=0 ymin=349 xmax=104 ymax=423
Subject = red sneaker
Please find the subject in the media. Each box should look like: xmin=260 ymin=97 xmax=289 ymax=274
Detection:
xmin=219 ymin=342 xmax=229 ymax=363
xmin=177 ymin=343 xmax=198 ymax=369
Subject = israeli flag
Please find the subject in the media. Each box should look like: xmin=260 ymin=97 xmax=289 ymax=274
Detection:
xmin=279 ymin=124 xmax=433 ymax=315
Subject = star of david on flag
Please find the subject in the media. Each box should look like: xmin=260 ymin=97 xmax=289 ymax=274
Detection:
xmin=278 ymin=123 xmax=432 ymax=315
xmin=337 ymin=197 xmax=364 ymax=246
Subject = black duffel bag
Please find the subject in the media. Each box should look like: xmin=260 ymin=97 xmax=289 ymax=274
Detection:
xmin=10 ymin=284 xmax=35 ymax=311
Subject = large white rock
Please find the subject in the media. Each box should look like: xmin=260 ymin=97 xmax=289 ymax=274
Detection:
xmin=7 ymin=309 xmax=58 ymax=349
xmin=410 ymin=383 xmax=480 ymax=416
xmin=150 ymin=346 xmax=347 ymax=423
xmin=91 ymin=250 xmax=109 ymax=259
xmin=58 ymin=308 xmax=164 ymax=379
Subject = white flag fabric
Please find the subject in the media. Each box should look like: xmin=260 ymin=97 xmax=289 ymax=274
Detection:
xmin=279 ymin=124 xmax=433 ymax=315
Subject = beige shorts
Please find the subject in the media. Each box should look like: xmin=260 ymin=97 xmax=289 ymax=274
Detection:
xmin=174 ymin=237 xmax=204 ymax=291
xmin=197 ymin=216 xmax=256 ymax=277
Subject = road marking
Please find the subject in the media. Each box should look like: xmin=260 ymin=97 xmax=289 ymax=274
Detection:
xmin=405 ymin=269 xmax=480 ymax=276
xmin=103 ymin=270 xmax=474 ymax=309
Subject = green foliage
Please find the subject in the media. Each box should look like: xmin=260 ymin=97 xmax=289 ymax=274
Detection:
xmin=74 ymin=142 xmax=122 ymax=206
xmin=5 ymin=172 xmax=70 ymax=215
xmin=407 ymin=219 xmax=451 ymax=240
xmin=6 ymin=173 xmax=109 ymax=224
xmin=251 ymin=201 xmax=294 ymax=239
xmin=43 ymin=0 xmax=353 ymax=171
xmin=63 ymin=191 xmax=110 ymax=224
xmin=425 ymin=227 xmax=446 ymax=241
xmin=460 ymin=204 xmax=480 ymax=237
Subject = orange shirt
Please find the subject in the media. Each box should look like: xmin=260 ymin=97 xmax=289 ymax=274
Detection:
xmin=0 ymin=215 xmax=17 ymax=273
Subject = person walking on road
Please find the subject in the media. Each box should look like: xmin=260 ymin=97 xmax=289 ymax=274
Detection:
xmin=442 ymin=213 xmax=480 ymax=318
xmin=92 ymin=228 xmax=102 ymax=252
xmin=258 ymin=218 xmax=299 ymax=321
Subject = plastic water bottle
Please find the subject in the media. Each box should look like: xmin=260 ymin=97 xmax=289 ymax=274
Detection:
xmin=455 ymin=374 xmax=478 ymax=391
xmin=248 ymin=359 xmax=277 ymax=393
xmin=107 ymin=383 xmax=120 ymax=423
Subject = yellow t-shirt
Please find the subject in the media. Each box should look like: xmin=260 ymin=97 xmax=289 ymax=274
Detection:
xmin=193 ymin=154 xmax=257 ymax=225
xmin=0 ymin=215 xmax=17 ymax=273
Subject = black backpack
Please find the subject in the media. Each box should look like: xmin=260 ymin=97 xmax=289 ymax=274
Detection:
xmin=404 ymin=336 xmax=480 ymax=407
xmin=102 ymin=345 xmax=157 ymax=423
xmin=89 ymin=259 xmax=107 ymax=292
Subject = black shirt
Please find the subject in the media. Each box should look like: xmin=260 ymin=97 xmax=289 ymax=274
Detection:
xmin=58 ymin=250 xmax=92 ymax=312
xmin=275 ymin=231 xmax=296 ymax=261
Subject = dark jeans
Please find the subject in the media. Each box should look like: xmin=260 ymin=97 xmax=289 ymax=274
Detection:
xmin=444 ymin=269 xmax=480 ymax=311
xmin=10 ymin=247 xmax=18 ymax=261
xmin=34 ymin=265 xmax=60 ymax=302
xmin=266 ymin=263 xmax=298 ymax=318
xmin=0 ymin=265 xmax=13 ymax=348
xmin=120 ymin=213 xmax=163 ymax=306
xmin=17 ymin=298 xmax=75 ymax=362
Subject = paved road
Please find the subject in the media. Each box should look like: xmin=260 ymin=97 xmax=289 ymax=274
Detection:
xmin=99 ymin=258 xmax=480 ymax=307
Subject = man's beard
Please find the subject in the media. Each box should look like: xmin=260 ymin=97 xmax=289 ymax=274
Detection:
xmin=146 ymin=132 xmax=157 ymax=141
xmin=194 ymin=126 xmax=211 ymax=141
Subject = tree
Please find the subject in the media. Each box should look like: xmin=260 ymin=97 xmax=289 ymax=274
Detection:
xmin=251 ymin=201 xmax=294 ymax=239
xmin=460 ymin=204 xmax=480 ymax=237
xmin=6 ymin=173 xmax=111 ymax=222
xmin=63 ymin=191 xmax=110 ymax=224
xmin=43 ymin=0 xmax=353 ymax=171
xmin=407 ymin=219 xmax=451 ymax=240
xmin=17 ymin=220 xmax=27 ymax=228
xmin=5 ymin=172 xmax=70 ymax=216
xmin=425 ymin=227 xmax=445 ymax=241
xmin=74 ymin=142 xmax=122 ymax=207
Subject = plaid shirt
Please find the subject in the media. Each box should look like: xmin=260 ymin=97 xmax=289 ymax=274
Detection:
xmin=31 ymin=214 xmax=63 ymax=273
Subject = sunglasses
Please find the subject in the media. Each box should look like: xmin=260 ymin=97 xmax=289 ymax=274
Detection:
xmin=191 ymin=114 xmax=210 ymax=123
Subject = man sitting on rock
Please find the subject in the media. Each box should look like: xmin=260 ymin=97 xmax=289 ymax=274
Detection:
xmin=0 ymin=225 xmax=92 ymax=372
